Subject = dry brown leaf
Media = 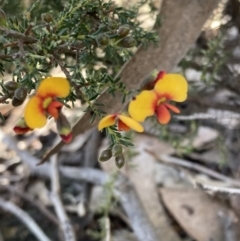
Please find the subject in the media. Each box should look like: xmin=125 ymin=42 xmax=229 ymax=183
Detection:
xmin=160 ymin=188 xmax=237 ymax=241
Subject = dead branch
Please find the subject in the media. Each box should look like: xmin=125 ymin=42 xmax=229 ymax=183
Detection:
xmin=1 ymin=131 xmax=160 ymax=241
xmin=0 ymin=27 xmax=37 ymax=43
xmin=0 ymin=197 xmax=51 ymax=241
xmin=44 ymin=0 xmax=222 ymax=161
xmin=81 ymin=129 xmax=102 ymax=209
xmin=197 ymin=182 xmax=240 ymax=195
xmin=0 ymin=184 xmax=59 ymax=226
xmin=175 ymin=112 xmax=240 ymax=121
xmin=115 ymin=175 xmax=160 ymax=241
xmin=146 ymin=149 xmax=240 ymax=188
xmin=0 ymin=129 xmax=51 ymax=178
xmin=50 ymin=155 xmax=76 ymax=241
xmin=62 ymin=168 xmax=160 ymax=241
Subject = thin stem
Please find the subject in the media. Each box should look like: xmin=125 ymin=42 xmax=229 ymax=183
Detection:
xmin=146 ymin=149 xmax=240 ymax=187
xmin=0 ymin=184 xmax=59 ymax=226
xmin=50 ymin=155 xmax=76 ymax=241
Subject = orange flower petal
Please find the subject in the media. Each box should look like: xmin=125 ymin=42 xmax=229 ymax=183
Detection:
xmin=154 ymin=74 xmax=188 ymax=102
xmin=156 ymin=104 xmax=171 ymax=124
xmin=128 ymin=90 xmax=157 ymax=122
xmin=118 ymin=115 xmax=144 ymax=132
xmin=24 ymin=96 xmax=47 ymax=129
xmin=118 ymin=119 xmax=130 ymax=131
xmin=165 ymin=103 xmax=180 ymax=113
xmin=98 ymin=115 xmax=116 ymax=131
xmin=47 ymin=101 xmax=63 ymax=119
xmin=37 ymin=77 xmax=70 ymax=98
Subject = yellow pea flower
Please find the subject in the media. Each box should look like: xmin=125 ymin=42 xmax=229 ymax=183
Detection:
xmin=128 ymin=73 xmax=188 ymax=124
xmin=14 ymin=77 xmax=72 ymax=143
xmin=24 ymin=77 xmax=70 ymax=129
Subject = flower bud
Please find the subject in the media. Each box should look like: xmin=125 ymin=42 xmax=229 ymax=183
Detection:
xmin=14 ymin=87 xmax=27 ymax=100
xmin=115 ymin=154 xmax=125 ymax=169
xmin=117 ymin=36 xmax=136 ymax=48
xmin=41 ymin=13 xmax=53 ymax=23
xmin=0 ymin=9 xmax=6 ymax=27
xmin=140 ymin=70 xmax=164 ymax=90
xmin=12 ymin=87 xmax=28 ymax=107
xmin=117 ymin=25 xmax=130 ymax=37
xmin=12 ymin=97 xmax=25 ymax=107
xmin=99 ymin=149 xmax=112 ymax=162
xmin=96 ymin=33 xmax=109 ymax=46
xmin=112 ymin=144 xmax=123 ymax=157
xmin=4 ymin=81 xmax=19 ymax=92
xmin=56 ymin=112 xmax=73 ymax=143
xmin=108 ymin=20 xmax=118 ymax=30
xmin=13 ymin=118 xmax=32 ymax=134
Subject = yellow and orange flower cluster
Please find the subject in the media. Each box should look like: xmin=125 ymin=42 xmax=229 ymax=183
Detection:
xmin=13 ymin=72 xmax=188 ymax=142
xmin=98 ymin=71 xmax=188 ymax=132
xmin=14 ymin=77 xmax=72 ymax=143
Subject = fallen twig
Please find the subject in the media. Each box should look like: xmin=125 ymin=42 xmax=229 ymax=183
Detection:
xmin=197 ymin=182 xmax=240 ymax=195
xmin=63 ymin=168 xmax=160 ymax=241
xmin=0 ymin=184 xmax=59 ymax=226
xmin=175 ymin=112 xmax=240 ymax=121
xmin=146 ymin=149 xmax=240 ymax=187
xmin=115 ymin=175 xmax=160 ymax=241
xmin=50 ymin=155 xmax=76 ymax=241
xmin=0 ymin=197 xmax=51 ymax=241
xmin=1 ymin=131 xmax=160 ymax=241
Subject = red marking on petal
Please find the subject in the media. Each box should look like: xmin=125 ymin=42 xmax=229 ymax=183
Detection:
xmin=156 ymin=93 xmax=172 ymax=101
xmin=156 ymin=104 xmax=171 ymax=124
xmin=153 ymin=71 xmax=166 ymax=85
xmin=157 ymin=71 xmax=166 ymax=80
xmin=118 ymin=119 xmax=130 ymax=131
